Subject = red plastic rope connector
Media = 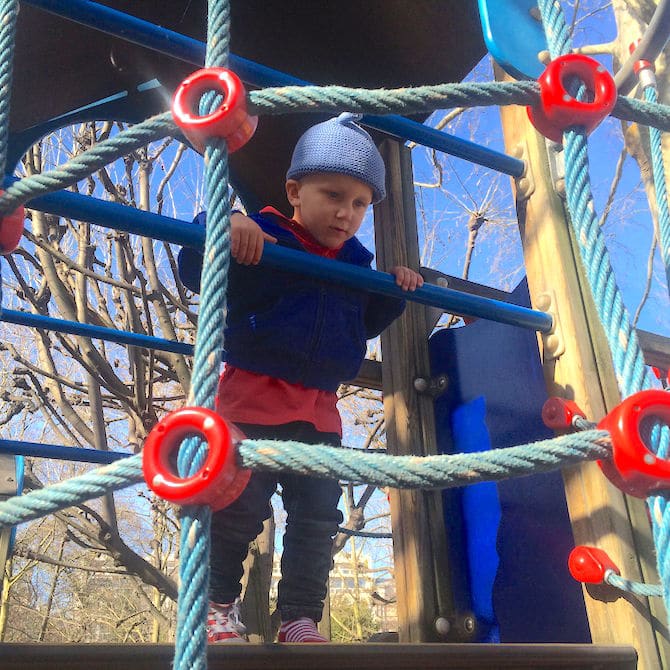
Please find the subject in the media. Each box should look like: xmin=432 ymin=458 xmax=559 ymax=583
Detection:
xmin=629 ymin=41 xmax=657 ymax=90
xmin=597 ymin=390 xmax=670 ymax=498
xmin=568 ymin=545 xmax=620 ymax=584
xmin=629 ymin=40 xmax=655 ymax=76
xmin=172 ymin=68 xmax=258 ymax=154
xmin=541 ymin=397 xmax=586 ymax=430
xmin=0 ymin=194 xmax=25 ymax=254
xmin=142 ymin=407 xmax=251 ymax=510
xmin=527 ymin=54 xmax=617 ymax=143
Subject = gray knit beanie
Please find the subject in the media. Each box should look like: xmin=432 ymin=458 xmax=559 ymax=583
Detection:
xmin=286 ymin=113 xmax=386 ymax=203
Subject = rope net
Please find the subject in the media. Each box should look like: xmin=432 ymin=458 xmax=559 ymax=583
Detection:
xmin=0 ymin=0 xmax=668 ymax=665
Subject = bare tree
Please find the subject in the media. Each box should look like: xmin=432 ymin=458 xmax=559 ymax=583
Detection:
xmin=1 ymin=122 xmax=195 ymax=640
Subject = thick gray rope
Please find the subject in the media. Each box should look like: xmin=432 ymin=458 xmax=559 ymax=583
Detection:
xmin=0 ymin=431 xmax=611 ymax=530
xmin=248 ymin=81 xmax=539 ymax=115
xmin=0 ymin=83 xmax=669 ymax=219
xmin=0 ymin=112 xmax=174 ymax=215
xmin=248 ymin=81 xmax=670 ymax=133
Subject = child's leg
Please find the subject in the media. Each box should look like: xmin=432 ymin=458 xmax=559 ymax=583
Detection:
xmin=275 ymin=423 xmax=343 ymax=624
xmin=210 ymin=465 xmax=277 ymax=605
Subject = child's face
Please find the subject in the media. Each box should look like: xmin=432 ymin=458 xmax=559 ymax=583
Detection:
xmin=286 ymin=173 xmax=373 ymax=249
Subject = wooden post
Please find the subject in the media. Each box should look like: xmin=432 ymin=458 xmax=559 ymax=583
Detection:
xmin=374 ymin=139 xmax=454 ymax=642
xmin=496 ymin=65 xmax=668 ymax=668
xmin=0 ymin=455 xmax=17 ymax=584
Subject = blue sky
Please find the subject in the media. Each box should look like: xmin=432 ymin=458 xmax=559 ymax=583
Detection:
xmin=404 ymin=5 xmax=669 ymax=342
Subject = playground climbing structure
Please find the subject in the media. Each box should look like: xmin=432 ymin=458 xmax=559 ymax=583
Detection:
xmin=0 ymin=0 xmax=669 ymax=668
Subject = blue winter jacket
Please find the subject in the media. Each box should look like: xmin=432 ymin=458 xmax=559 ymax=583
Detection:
xmin=178 ymin=210 xmax=405 ymax=392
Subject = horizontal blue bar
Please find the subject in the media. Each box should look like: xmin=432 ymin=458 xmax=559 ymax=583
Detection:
xmin=4 ymin=177 xmax=204 ymax=248
xmin=0 ymin=439 xmax=128 ymax=464
xmin=22 ymin=0 xmax=525 ymax=177
xmin=261 ymin=245 xmax=553 ymax=333
xmin=17 ymin=186 xmax=552 ymax=333
xmin=1 ymin=309 xmax=194 ymax=355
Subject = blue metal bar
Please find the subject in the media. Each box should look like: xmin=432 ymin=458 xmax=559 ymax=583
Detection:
xmin=4 ymin=178 xmax=203 ymax=248
xmin=0 ymin=309 xmax=194 ymax=355
xmin=22 ymin=0 xmax=525 ymax=177
xmin=261 ymin=245 xmax=553 ymax=333
xmin=13 ymin=185 xmax=553 ymax=333
xmin=0 ymin=439 xmax=128 ymax=464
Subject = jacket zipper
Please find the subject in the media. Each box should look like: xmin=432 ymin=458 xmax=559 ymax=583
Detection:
xmin=303 ymin=286 xmax=326 ymax=377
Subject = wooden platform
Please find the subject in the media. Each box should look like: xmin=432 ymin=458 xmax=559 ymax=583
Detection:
xmin=2 ymin=643 xmax=637 ymax=670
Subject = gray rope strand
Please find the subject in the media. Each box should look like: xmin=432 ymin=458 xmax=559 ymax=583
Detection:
xmin=238 ymin=431 xmax=611 ymax=488
xmin=614 ymin=95 xmax=670 ymax=133
xmin=249 ymin=83 xmax=670 ymax=132
xmin=0 ymin=431 xmax=611 ymax=531
xmin=606 ymin=571 xmax=664 ymax=598
xmin=0 ymin=0 xmax=19 ymax=175
xmin=248 ymin=81 xmax=540 ymax=116
xmin=0 ymin=454 xmax=143 ymax=527
xmin=0 ymin=87 xmax=668 ymax=222
xmin=0 ymin=113 xmax=175 ymax=215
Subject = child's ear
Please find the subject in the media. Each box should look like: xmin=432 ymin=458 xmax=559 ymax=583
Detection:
xmin=285 ymin=179 xmax=301 ymax=207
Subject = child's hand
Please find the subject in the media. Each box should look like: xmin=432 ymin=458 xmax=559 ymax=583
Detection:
xmin=390 ymin=266 xmax=424 ymax=291
xmin=231 ymin=213 xmax=277 ymax=265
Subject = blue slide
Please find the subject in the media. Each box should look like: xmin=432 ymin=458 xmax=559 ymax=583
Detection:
xmin=430 ymin=279 xmax=590 ymax=643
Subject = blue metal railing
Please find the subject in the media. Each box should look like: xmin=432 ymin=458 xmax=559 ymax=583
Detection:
xmin=0 ymin=309 xmax=194 ymax=355
xmin=8 ymin=182 xmax=552 ymax=335
xmin=0 ymin=438 xmax=128 ymax=464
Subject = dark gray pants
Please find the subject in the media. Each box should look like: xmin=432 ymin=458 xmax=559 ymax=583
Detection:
xmin=209 ymin=422 xmax=343 ymax=622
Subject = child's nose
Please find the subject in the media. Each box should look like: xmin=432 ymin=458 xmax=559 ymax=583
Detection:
xmin=337 ymin=203 xmax=353 ymax=219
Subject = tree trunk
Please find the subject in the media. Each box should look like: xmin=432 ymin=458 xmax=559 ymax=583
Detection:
xmin=240 ymin=517 xmax=275 ymax=642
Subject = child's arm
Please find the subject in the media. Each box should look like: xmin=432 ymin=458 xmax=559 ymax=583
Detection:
xmin=231 ymin=212 xmax=277 ymax=265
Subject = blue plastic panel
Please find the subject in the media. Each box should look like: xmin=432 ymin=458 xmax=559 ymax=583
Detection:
xmin=478 ymin=0 xmax=548 ymax=80
xmin=431 ymin=279 xmax=590 ymax=643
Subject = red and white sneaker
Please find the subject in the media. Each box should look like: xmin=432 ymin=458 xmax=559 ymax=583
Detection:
xmin=278 ymin=617 xmax=329 ymax=643
xmin=207 ymin=599 xmax=248 ymax=644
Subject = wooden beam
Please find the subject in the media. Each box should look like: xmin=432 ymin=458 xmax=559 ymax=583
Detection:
xmin=496 ymin=65 xmax=668 ymax=668
xmin=638 ymin=329 xmax=670 ymax=371
xmin=373 ymin=140 xmax=454 ymax=643
xmin=0 ymin=454 xmax=17 ymax=584
xmin=0 ymin=643 xmax=638 ymax=670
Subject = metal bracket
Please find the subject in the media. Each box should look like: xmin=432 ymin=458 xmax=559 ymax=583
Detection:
xmin=414 ymin=374 xmax=448 ymax=398
xmin=434 ymin=612 xmax=477 ymax=641
xmin=0 ymin=455 xmax=18 ymax=572
xmin=546 ymin=139 xmax=566 ymax=199
xmin=511 ymin=143 xmax=534 ymax=201
xmin=536 ymin=291 xmax=566 ymax=361
xmin=0 ymin=455 xmax=16 ymax=497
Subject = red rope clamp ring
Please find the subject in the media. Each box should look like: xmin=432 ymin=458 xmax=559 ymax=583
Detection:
xmin=597 ymin=390 xmax=670 ymax=498
xmin=172 ymin=68 xmax=258 ymax=154
xmin=629 ymin=41 xmax=657 ymax=89
xmin=568 ymin=545 xmax=620 ymax=584
xmin=142 ymin=407 xmax=251 ymax=510
xmin=527 ymin=54 xmax=617 ymax=143
xmin=541 ymin=397 xmax=586 ymax=431
xmin=0 ymin=194 xmax=25 ymax=254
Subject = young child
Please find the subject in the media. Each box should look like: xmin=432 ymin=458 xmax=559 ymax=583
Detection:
xmin=178 ymin=113 xmax=423 ymax=643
